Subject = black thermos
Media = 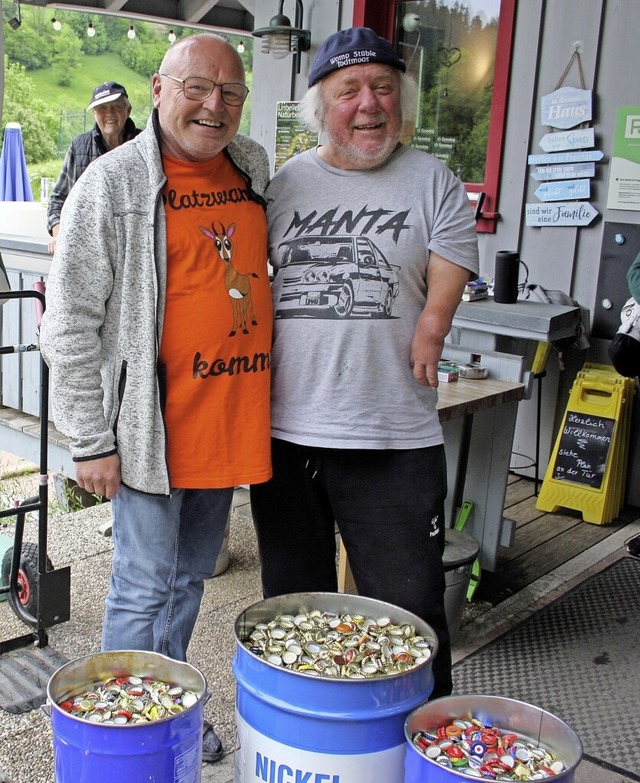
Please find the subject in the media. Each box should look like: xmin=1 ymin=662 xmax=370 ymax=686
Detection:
xmin=493 ymin=250 xmax=520 ymax=304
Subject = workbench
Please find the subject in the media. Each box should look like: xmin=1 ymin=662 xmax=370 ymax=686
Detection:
xmin=452 ymin=297 xmax=581 ymax=348
xmin=450 ymin=296 xmax=581 ymax=553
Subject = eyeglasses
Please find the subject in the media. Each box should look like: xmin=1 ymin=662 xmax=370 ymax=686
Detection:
xmin=160 ymin=73 xmax=249 ymax=106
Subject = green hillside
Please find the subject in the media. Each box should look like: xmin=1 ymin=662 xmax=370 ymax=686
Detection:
xmin=29 ymin=52 xmax=154 ymax=133
xmin=24 ymin=56 xmax=153 ymax=193
xmin=26 ymin=55 xmax=253 ymax=193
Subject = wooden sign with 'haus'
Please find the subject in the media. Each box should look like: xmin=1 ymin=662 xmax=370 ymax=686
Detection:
xmin=541 ymin=86 xmax=592 ymax=129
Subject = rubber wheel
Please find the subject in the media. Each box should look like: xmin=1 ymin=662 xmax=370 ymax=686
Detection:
xmin=1 ymin=543 xmax=53 ymax=617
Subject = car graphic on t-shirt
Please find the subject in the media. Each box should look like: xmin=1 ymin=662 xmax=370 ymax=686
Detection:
xmin=274 ymin=235 xmax=400 ymax=319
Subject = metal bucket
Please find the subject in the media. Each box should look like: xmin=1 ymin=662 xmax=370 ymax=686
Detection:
xmin=404 ymin=694 xmax=583 ymax=781
xmin=233 ymin=592 xmax=438 ymax=783
xmin=443 ymin=529 xmax=479 ymax=643
xmin=47 ymin=650 xmax=207 ymax=783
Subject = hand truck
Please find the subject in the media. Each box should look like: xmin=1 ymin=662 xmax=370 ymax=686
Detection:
xmin=0 ymin=287 xmax=71 ymax=654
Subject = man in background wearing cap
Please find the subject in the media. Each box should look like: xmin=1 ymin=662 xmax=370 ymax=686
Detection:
xmin=250 ymin=27 xmax=479 ymax=699
xmin=46 ymin=81 xmax=140 ymax=253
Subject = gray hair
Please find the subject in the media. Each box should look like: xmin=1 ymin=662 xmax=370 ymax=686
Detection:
xmin=300 ymin=72 xmax=418 ymax=133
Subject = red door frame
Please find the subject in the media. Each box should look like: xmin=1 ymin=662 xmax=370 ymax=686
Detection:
xmin=352 ymin=0 xmax=517 ymax=233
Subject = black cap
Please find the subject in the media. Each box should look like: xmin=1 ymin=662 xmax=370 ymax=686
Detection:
xmin=88 ymin=81 xmax=128 ymax=110
xmin=308 ymin=27 xmax=406 ymax=87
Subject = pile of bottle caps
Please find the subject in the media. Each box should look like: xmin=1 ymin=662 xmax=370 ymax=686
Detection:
xmin=411 ymin=717 xmax=567 ymax=779
xmin=244 ymin=609 xmax=433 ymax=679
xmin=56 ymin=674 xmax=199 ymax=724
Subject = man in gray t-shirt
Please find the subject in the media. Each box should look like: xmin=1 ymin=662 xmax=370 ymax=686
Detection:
xmin=250 ymin=26 xmax=479 ymax=699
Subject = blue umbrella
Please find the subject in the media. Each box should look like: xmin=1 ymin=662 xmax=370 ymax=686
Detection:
xmin=0 ymin=122 xmax=34 ymax=201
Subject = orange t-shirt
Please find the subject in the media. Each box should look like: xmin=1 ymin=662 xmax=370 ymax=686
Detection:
xmin=159 ymin=152 xmax=272 ymax=488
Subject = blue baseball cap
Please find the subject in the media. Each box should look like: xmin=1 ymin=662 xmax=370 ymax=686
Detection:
xmin=308 ymin=27 xmax=406 ymax=87
xmin=88 ymin=81 xmax=128 ymax=110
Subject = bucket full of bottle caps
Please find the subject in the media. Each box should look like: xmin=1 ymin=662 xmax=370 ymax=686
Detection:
xmin=47 ymin=650 xmax=207 ymax=782
xmin=233 ymin=591 xmax=439 ymax=783
xmin=404 ymin=693 xmax=582 ymax=781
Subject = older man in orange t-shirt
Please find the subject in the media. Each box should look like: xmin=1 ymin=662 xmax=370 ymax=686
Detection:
xmin=40 ymin=35 xmax=272 ymax=764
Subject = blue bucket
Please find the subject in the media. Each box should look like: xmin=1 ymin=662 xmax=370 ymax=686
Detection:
xmin=404 ymin=694 xmax=583 ymax=781
xmin=47 ymin=650 xmax=206 ymax=782
xmin=233 ymin=592 xmax=438 ymax=783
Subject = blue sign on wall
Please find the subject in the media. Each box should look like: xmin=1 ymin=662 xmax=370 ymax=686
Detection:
xmin=539 ymin=128 xmax=595 ymax=152
xmin=530 ymin=162 xmax=596 ymax=181
xmin=528 ymin=150 xmax=604 ymax=165
xmin=535 ymin=179 xmax=591 ymax=201
xmin=526 ymin=201 xmax=598 ymax=226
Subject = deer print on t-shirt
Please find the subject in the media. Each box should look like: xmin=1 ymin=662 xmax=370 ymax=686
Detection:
xmin=199 ymin=222 xmax=259 ymax=336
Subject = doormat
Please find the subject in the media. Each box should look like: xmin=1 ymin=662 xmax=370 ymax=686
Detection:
xmin=453 ymin=556 xmax=640 ymax=780
xmin=0 ymin=645 xmax=68 ymax=714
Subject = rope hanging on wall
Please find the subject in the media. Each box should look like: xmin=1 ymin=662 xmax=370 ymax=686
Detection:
xmin=554 ymin=44 xmax=586 ymax=91
xmin=546 ymin=43 xmax=589 ymax=132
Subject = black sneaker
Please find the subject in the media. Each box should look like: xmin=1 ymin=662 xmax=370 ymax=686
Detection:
xmin=626 ymin=533 xmax=640 ymax=559
xmin=202 ymin=720 xmax=224 ymax=763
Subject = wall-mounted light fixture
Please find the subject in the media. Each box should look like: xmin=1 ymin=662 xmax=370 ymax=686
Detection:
xmin=252 ymin=0 xmax=310 ymax=73
xmin=168 ymin=29 xmax=176 ymax=44
xmin=8 ymin=1 xmax=22 ymax=30
xmin=237 ymin=40 xmax=245 ymax=54
xmin=87 ymin=22 xmax=96 ymax=37
xmin=51 ymin=17 xmax=62 ymax=31
xmin=127 ymin=25 xmax=136 ymax=39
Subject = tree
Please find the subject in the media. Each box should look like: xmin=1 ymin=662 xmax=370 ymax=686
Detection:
xmin=125 ymin=40 xmax=168 ymax=78
xmin=3 ymin=20 xmax=52 ymax=70
xmin=0 ymin=10 xmax=255 ymax=163
xmin=2 ymin=59 xmax=57 ymax=163
xmin=51 ymin=28 xmax=83 ymax=86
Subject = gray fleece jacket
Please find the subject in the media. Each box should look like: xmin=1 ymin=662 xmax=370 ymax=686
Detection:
xmin=40 ymin=112 xmax=270 ymax=495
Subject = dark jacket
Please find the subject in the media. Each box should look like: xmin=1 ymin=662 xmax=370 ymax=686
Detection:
xmin=46 ymin=117 xmax=141 ymax=234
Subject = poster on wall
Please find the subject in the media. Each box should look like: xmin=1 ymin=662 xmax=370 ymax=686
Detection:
xmin=274 ymin=102 xmax=318 ymax=173
xmin=606 ymin=105 xmax=640 ymax=211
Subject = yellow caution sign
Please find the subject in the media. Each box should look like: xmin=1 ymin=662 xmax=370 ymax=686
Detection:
xmin=536 ymin=364 xmax=635 ymax=524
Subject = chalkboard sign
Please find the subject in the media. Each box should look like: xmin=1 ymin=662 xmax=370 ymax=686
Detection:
xmin=552 ymin=411 xmax=616 ymax=488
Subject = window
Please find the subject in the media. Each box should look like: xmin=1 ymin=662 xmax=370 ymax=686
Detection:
xmin=353 ymin=0 xmax=516 ymax=232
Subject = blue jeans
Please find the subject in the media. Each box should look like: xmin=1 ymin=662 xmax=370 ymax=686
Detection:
xmin=102 ymin=484 xmax=233 ymax=661
xmin=250 ymin=439 xmax=452 ymax=698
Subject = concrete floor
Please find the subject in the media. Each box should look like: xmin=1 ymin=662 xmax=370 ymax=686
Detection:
xmin=0 ymin=484 xmax=638 ymax=783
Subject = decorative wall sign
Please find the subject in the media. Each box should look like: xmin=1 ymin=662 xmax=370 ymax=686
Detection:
xmin=535 ymin=179 xmax=590 ymax=202
xmin=541 ymin=86 xmax=592 ymax=129
xmin=525 ymin=202 xmax=598 ymax=226
xmin=527 ymin=47 xmax=598 ymax=227
xmin=539 ymin=128 xmax=595 ymax=152
xmin=530 ymin=162 xmax=596 ymax=181
xmin=528 ymin=150 xmax=603 ymax=165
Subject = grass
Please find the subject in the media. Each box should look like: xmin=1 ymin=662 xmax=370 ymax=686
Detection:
xmin=0 ymin=467 xmax=103 ymax=519
xmin=29 ymin=52 xmax=154 ymax=127
xmin=26 ymin=53 xmax=153 ymax=191
xmin=1 ymin=445 xmax=102 ymax=523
